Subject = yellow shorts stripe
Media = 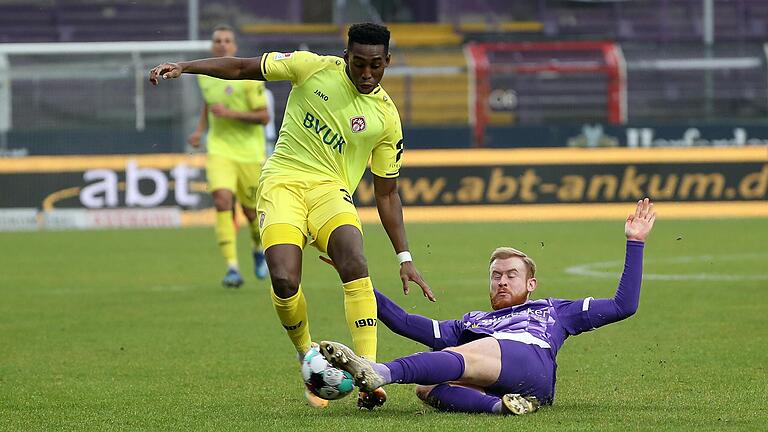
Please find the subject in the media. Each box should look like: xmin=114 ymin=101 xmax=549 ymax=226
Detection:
xmin=262 ymin=223 xmax=306 ymax=251
xmin=314 ymin=212 xmax=362 ymax=253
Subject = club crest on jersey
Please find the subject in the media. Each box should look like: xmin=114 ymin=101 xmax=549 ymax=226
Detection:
xmin=274 ymin=52 xmax=292 ymax=61
xmin=351 ymin=116 xmax=366 ymax=133
xmin=225 ymin=85 xmax=234 ymax=95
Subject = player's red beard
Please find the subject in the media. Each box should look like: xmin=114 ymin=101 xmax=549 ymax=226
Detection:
xmin=490 ymin=287 xmax=529 ymax=310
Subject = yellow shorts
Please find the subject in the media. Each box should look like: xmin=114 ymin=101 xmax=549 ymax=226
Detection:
xmin=206 ymin=153 xmax=263 ymax=208
xmin=257 ymin=176 xmax=362 ymax=253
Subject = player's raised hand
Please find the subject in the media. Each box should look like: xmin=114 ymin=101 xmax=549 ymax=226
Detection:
xmin=400 ymin=261 xmax=435 ymax=302
xmin=149 ymin=62 xmax=182 ymax=85
xmin=625 ymin=198 xmax=656 ymax=242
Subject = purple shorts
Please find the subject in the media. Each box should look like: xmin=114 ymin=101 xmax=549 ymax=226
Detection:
xmin=485 ymin=339 xmax=556 ymax=405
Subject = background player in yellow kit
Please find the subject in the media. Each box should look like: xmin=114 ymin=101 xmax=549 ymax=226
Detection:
xmin=187 ymin=25 xmax=270 ymax=287
xmin=150 ymin=23 xmax=434 ymax=408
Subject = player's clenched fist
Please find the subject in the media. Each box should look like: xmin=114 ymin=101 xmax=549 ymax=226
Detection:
xmin=149 ymin=63 xmax=183 ymax=85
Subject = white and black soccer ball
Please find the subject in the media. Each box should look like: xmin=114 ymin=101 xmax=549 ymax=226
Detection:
xmin=301 ymin=346 xmax=355 ymax=400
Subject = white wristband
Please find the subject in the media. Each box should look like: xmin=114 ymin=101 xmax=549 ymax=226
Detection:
xmin=396 ymin=251 xmax=413 ymax=265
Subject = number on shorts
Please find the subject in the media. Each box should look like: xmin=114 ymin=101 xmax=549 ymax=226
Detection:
xmin=395 ymin=139 xmax=404 ymax=162
xmin=340 ymin=188 xmax=354 ymax=205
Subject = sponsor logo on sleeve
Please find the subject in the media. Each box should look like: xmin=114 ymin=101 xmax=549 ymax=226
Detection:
xmin=274 ymin=52 xmax=292 ymax=61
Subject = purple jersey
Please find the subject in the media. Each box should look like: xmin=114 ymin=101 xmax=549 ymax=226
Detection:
xmin=444 ymin=297 xmax=594 ymax=356
xmin=375 ymin=241 xmax=644 ymax=357
xmin=374 ymin=240 xmax=645 ymax=406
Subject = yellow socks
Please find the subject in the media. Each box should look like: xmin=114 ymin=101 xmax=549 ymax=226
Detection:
xmin=343 ymin=277 xmax=377 ymax=361
xmin=269 ymin=276 xmax=377 ymax=360
xmin=271 ymin=286 xmax=312 ymax=355
xmin=215 ymin=210 xmax=237 ymax=268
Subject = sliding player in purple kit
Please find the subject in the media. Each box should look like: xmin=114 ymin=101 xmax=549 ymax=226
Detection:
xmin=321 ymin=198 xmax=656 ymax=415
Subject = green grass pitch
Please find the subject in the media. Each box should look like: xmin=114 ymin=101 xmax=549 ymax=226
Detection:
xmin=1 ymin=218 xmax=766 ymax=431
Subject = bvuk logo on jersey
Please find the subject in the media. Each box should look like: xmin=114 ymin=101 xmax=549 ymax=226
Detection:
xmin=351 ymin=116 xmax=366 ymax=133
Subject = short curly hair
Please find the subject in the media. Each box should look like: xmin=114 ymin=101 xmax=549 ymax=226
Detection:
xmin=347 ymin=23 xmax=390 ymax=53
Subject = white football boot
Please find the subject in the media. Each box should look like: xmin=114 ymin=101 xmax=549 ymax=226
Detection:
xmin=319 ymin=341 xmax=385 ymax=393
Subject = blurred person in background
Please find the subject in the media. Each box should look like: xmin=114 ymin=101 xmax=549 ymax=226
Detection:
xmin=187 ymin=24 xmax=271 ymax=288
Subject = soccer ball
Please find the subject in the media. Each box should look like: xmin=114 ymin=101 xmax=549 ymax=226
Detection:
xmin=301 ymin=346 xmax=355 ymax=400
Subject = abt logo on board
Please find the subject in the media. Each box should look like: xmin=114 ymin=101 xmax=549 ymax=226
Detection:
xmin=79 ymin=160 xmax=202 ymax=208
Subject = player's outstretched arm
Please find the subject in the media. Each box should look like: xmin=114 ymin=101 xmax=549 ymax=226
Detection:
xmin=373 ymin=175 xmax=435 ymax=302
xmin=149 ymin=55 xmax=265 ymax=85
xmin=581 ymin=199 xmax=656 ymax=330
xmin=374 ymin=288 xmax=460 ymax=349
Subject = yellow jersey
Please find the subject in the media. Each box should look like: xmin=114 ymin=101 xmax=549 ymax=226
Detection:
xmin=260 ymin=51 xmax=403 ymax=192
xmin=197 ymin=75 xmax=267 ymax=163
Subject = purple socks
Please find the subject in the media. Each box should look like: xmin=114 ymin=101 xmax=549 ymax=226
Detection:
xmin=373 ymin=352 xmax=499 ymax=414
xmin=379 ymin=350 xmax=465 ymax=385
xmin=424 ymin=383 xmax=502 ymax=414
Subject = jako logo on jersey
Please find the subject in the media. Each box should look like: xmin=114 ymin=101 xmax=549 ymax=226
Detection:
xmin=314 ymin=89 xmax=329 ymax=101
xmin=225 ymin=85 xmax=234 ymax=95
xmin=303 ymin=112 xmax=345 ymax=154
xmin=351 ymin=116 xmax=366 ymax=133
xmin=274 ymin=52 xmax=292 ymax=61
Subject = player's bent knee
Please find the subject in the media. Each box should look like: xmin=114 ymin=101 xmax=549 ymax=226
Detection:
xmin=335 ymin=253 xmax=368 ymax=280
xmin=266 ymin=259 xmax=302 ymax=299
xmin=270 ymin=274 xmax=300 ymax=299
xmin=212 ymin=190 xmax=234 ymax=211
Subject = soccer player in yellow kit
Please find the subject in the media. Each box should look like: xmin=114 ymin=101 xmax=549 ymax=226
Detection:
xmin=188 ymin=25 xmax=270 ymax=287
xmin=150 ymin=23 xmax=434 ymax=409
